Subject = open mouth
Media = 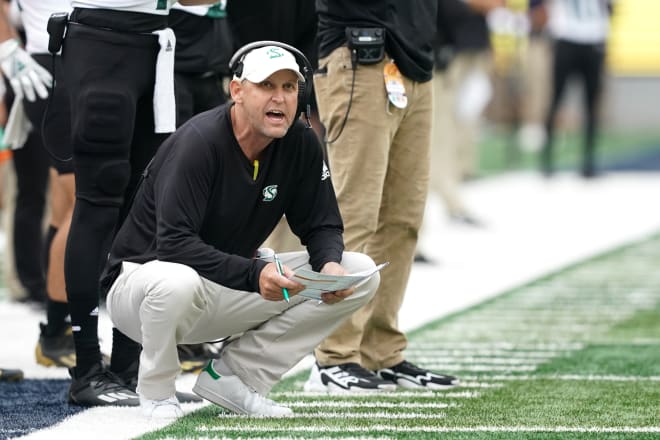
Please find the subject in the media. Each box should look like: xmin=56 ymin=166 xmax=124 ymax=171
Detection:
xmin=266 ymin=110 xmax=286 ymax=122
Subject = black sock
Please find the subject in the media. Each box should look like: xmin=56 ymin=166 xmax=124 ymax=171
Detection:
xmin=45 ymin=298 xmax=69 ymax=336
xmin=68 ymin=298 xmax=102 ymax=375
xmin=109 ymin=328 xmax=141 ymax=374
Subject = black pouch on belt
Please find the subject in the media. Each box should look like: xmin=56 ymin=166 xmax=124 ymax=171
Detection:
xmin=345 ymin=27 xmax=386 ymax=65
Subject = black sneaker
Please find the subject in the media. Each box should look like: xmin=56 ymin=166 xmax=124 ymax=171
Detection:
xmin=35 ymin=323 xmax=76 ymax=368
xmin=68 ymin=363 xmax=140 ymax=406
xmin=0 ymin=367 xmax=23 ymax=382
xmin=304 ymin=362 xmax=396 ymax=393
xmin=376 ymin=360 xmax=459 ymax=390
xmin=114 ymin=360 xmax=202 ymax=404
xmin=178 ymin=343 xmax=217 ymax=373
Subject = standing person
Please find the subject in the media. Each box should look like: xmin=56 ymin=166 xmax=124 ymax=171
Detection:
xmin=541 ymin=0 xmax=612 ymax=178
xmin=430 ymin=0 xmax=502 ymax=225
xmin=10 ymin=0 xmax=77 ymax=369
xmin=305 ymin=0 xmax=460 ymax=392
xmin=2 ymin=0 xmax=51 ymax=307
xmin=0 ymin=0 xmax=51 ymax=387
xmin=102 ymin=42 xmax=380 ymax=419
xmin=61 ymin=0 xmax=215 ymax=407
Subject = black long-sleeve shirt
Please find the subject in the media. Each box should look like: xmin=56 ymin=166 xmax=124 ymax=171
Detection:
xmin=102 ymin=103 xmax=344 ymax=294
xmin=315 ymin=0 xmax=438 ymax=82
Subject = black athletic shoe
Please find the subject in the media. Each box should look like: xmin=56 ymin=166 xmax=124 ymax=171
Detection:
xmin=114 ymin=360 xmax=202 ymax=403
xmin=35 ymin=323 xmax=76 ymax=368
xmin=177 ymin=343 xmax=218 ymax=373
xmin=376 ymin=360 xmax=459 ymax=390
xmin=68 ymin=363 xmax=140 ymax=406
xmin=304 ymin=362 xmax=397 ymax=393
xmin=0 ymin=367 xmax=24 ymax=382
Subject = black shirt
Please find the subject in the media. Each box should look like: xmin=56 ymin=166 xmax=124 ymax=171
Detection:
xmin=315 ymin=0 xmax=437 ymax=82
xmin=102 ymin=103 xmax=344 ymax=294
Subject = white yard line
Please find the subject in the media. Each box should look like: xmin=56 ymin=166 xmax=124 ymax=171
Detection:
xmin=196 ymin=425 xmax=660 ymax=434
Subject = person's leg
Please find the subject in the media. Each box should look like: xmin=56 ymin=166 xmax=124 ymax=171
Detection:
xmin=36 ymin=172 xmax=76 ymax=368
xmin=580 ymin=42 xmax=605 ymax=178
xmin=107 ymin=253 xmax=377 ymax=400
xmin=542 ymin=39 xmax=573 ymax=176
xmin=313 ymin=48 xmax=394 ymax=366
xmin=359 ymin=78 xmax=432 ymax=371
xmin=62 ymin=23 xmax=158 ymax=405
xmin=11 ymin=129 xmax=49 ymax=304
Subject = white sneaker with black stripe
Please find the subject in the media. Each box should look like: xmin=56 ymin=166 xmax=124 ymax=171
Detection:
xmin=376 ymin=360 xmax=459 ymax=389
xmin=304 ymin=362 xmax=396 ymax=394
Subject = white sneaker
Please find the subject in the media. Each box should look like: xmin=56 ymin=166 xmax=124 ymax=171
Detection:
xmin=140 ymin=395 xmax=183 ymax=419
xmin=193 ymin=360 xmax=292 ymax=417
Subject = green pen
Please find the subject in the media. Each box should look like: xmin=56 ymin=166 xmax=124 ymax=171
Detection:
xmin=273 ymin=253 xmax=290 ymax=302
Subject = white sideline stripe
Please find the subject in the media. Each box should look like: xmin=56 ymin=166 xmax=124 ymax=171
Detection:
xmin=284 ymin=401 xmax=453 ymax=409
xmin=271 ymin=391 xmax=480 ymax=399
xmin=404 ymin=349 xmax=567 ymax=357
xmin=215 ymin=412 xmax=447 ymax=419
xmin=420 ymin=364 xmax=538 ymax=372
xmin=196 ymin=425 xmax=660 ymax=433
xmin=459 ymin=374 xmax=660 ymax=382
xmin=407 ymin=342 xmax=584 ymax=350
xmin=409 ymin=356 xmax=555 ymax=364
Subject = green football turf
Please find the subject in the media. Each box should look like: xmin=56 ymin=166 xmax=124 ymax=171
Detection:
xmin=138 ymin=233 xmax=660 ymax=439
xmin=477 ymin=129 xmax=660 ymax=175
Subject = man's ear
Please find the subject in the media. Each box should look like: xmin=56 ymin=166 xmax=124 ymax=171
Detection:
xmin=229 ymin=79 xmax=243 ymax=103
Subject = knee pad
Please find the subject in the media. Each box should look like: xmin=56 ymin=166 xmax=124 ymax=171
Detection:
xmin=75 ymin=89 xmax=133 ymax=153
xmin=96 ymin=160 xmax=130 ymax=198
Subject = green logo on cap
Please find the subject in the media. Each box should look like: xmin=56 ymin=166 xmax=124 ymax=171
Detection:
xmin=267 ymin=47 xmax=284 ymax=59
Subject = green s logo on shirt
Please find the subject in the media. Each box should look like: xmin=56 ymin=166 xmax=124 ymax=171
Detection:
xmin=262 ymin=185 xmax=278 ymax=202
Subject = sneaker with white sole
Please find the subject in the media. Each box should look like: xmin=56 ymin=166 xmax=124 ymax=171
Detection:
xmin=376 ymin=360 xmax=459 ymax=389
xmin=192 ymin=360 xmax=292 ymax=417
xmin=304 ymin=362 xmax=396 ymax=394
xmin=140 ymin=395 xmax=183 ymax=419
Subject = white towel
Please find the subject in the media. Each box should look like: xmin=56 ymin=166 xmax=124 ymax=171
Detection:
xmin=4 ymin=97 xmax=33 ymax=150
xmin=151 ymin=28 xmax=176 ymax=133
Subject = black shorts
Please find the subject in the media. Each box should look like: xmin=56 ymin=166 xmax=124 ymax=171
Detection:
xmin=22 ymin=54 xmax=73 ymax=174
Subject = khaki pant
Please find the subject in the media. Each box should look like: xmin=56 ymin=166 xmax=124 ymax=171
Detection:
xmin=106 ymin=251 xmax=379 ymax=400
xmin=313 ymin=47 xmax=432 ymax=370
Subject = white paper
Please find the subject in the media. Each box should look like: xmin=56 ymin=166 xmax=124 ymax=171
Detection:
xmin=290 ymin=262 xmax=389 ymax=300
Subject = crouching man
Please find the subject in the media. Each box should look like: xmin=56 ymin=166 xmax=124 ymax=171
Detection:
xmin=101 ymin=42 xmax=379 ymax=419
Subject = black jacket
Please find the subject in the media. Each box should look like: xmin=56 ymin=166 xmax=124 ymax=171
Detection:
xmin=102 ymin=103 xmax=344 ymax=294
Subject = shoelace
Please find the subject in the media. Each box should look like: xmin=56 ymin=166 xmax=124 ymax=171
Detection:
xmin=337 ymin=363 xmax=379 ymax=380
xmin=93 ymin=370 xmax=136 ymax=395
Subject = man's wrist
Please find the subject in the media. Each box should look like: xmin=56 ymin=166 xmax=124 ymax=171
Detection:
xmin=0 ymin=38 xmax=18 ymax=61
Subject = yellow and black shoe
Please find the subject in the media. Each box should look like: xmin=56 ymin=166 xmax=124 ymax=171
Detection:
xmin=178 ymin=343 xmax=219 ymax=374
xmin=35 ymin=323 xmax=76 ymax=368
xmin=0 ymin=367 xmax=23 ymax=382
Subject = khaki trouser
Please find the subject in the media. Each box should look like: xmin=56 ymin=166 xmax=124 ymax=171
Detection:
xmin=106 ymin=251 xmax=379 ymax=400
xmin=313 ymin=47 xmax=432 ymax=370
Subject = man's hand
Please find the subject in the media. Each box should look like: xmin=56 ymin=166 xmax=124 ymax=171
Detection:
xmin=0 ymin=39 xmax=52 ymax=102
xmin=318 ymin=262 xmax=355 ymax=305
xmin=258 ymin=262 xmax=304 ymax=302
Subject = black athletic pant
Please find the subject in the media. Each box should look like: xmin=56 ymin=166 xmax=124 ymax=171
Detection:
xmin=174 ymin=72 xmax=226 ymax=127
xmin=543 ymin=39 xmax=605 ymax=177
xmin=10 ymin=116 xmax=49 ymax=303
xmin=62 ymin=9 xmax=168 ymax=374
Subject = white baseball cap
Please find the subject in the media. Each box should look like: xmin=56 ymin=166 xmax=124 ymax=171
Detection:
xmin=235 ymin=45 xmax=305 ymax=83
